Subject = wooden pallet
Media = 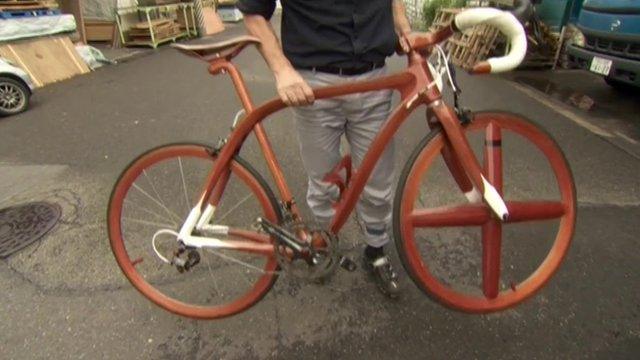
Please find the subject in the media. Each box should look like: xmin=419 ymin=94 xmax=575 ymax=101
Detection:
xmin=430 ymin=8 xmax=503 ymax=70
xmin=128 ymin=20 xmax=182 ymax=41
xmin=0 ymin=0 xmax=58 ymax=10
xmin=0 ymin=0 xmax=42 ymax=3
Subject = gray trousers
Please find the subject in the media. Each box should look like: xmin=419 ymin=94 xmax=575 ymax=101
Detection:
xmin=292 ymin=67 xmax=394 ymax=247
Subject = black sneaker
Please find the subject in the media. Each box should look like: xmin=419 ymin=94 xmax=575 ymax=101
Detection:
xmin=363 ymin=253 xmax=400 ymax=299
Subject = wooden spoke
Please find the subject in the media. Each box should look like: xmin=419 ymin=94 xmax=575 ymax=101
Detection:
xmin=481 ymin=122 xmax=503 ymax=299
xmin=506 ymin=201 xmax=566 ymax=223
xmin=482 ymin=220 xmax=501 ymax=299
xmin=411 ymin=204 xmax=490 ymax=227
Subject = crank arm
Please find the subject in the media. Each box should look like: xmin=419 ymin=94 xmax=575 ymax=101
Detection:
xmin=256 ymin=217 xmax=306 ymax=253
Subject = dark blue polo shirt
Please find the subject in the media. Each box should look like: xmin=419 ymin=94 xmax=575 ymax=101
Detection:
xmin=237 ymin=0 xmax=398 ymax=69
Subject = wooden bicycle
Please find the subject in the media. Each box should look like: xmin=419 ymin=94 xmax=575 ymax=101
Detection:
xmin=107 ymin=8 xmax=576 ymax=319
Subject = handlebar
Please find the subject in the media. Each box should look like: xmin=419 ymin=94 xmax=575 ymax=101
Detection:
xmin=413 ymin=8 xmax=527 ymax=74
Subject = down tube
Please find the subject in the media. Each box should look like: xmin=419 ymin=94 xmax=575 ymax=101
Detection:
xmin=329 ymin=101 xmax=416 ymax=233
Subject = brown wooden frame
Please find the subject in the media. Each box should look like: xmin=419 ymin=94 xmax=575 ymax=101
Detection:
xmin=108 ymin=24 xmax=576 ymax=318
xmin=195 ymin=26 xmax=492 ymax=234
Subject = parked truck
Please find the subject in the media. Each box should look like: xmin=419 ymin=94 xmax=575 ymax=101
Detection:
xmin=567 ymin=0 xmax=640 ymax=88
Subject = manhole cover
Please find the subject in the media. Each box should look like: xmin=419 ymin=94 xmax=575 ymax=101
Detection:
xmin=0 ymin=202 xmax=61 ymax=258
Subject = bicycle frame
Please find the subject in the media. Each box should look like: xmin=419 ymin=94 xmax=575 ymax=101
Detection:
xmin=179 ymin=30 xmax=509 ymax=251
xmin=108 ymin=9 xmax=578 ymax=318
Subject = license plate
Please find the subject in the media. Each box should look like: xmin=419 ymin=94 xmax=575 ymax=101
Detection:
xmin=590 ymin=56 xmax=612 ymax=76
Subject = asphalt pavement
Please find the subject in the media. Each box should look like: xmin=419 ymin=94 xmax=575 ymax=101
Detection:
xmin=0 ymin=23 xmax=639 ymax=359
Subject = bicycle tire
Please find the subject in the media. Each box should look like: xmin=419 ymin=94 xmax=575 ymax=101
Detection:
xmin=108 ymin=143 xmax=282 ymax=319
xmin=394 ymin=111 xmax=576 ymax=313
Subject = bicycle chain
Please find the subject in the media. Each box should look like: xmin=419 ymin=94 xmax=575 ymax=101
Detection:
xmin=166 ymin=219 xmax=341 ymax=280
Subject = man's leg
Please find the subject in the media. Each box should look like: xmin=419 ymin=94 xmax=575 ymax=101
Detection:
xmin=292 ymin=70 xmax=346 ymax=227
xmin=342 ymin=68 xmax=399 ymax=297
xmin=343 ymin=70 xmax=395 ymax=247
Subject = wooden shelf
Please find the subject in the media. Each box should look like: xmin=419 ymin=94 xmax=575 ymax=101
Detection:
xmin=116 ymin=1 xmax=197 ymax=48
xmin=125 ymin=31 xmax=189 ymax=47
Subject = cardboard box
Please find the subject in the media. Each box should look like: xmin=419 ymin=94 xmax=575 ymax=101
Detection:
xmin=85 ymin=20 xmax=115 ymax=42
xmin=202 ymin=7 xmax=225 ymax=35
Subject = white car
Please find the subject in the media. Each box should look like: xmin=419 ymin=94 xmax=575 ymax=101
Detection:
xmin=0 ymin=57 xmax=34 ymax=117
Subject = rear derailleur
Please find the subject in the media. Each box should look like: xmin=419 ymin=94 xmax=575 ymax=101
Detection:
xmin=171 ymin=243 xmax=201 ymax=273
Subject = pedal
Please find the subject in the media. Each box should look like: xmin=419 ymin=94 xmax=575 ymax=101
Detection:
xmin=339 ymin=256 xmax=357 ymax=272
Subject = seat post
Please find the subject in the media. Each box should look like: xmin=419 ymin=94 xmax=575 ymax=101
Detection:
xmin=209 ymin=60 xmax=255 ymax=112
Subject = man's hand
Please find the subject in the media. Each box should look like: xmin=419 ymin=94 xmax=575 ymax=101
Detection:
xmin=274 ymin=67 xmax=315 ymax=107
xmin=393 ymin=0 xmax=413 ymax=54
xmin=397 ymin=32 xmax=425 ymax=54
xmin=243 ymin=14 xmax=315 ymax=107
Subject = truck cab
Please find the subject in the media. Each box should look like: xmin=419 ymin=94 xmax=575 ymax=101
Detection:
xmin=567 ymin=0 xmax=640 ymax=88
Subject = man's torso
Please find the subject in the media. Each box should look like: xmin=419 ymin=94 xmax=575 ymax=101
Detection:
xmin=238 ymin=0 xmax=398 ymax=69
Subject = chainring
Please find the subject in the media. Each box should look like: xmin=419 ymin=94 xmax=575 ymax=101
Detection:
xmin=274 ymin=221 xmax=340 ymax=281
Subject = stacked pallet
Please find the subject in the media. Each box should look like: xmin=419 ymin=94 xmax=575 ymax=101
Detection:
xmin=430 ymin=8 xmax=502 ymax=70
xmin=0 ymin=0 xmax=59 ymax=19
xmin=128 ymin=19 xmax=182 ymax=42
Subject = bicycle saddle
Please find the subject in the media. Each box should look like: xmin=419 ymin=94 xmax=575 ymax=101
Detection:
xmin=171 ymin=35 xmax=260 ymax=60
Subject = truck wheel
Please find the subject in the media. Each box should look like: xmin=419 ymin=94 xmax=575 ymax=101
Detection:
xmin=0 ymin=76 xmax=30 ymax=117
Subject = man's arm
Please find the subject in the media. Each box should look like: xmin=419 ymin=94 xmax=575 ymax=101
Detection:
xmin=243 ymin=14 xmax=314 ymax=106
xmin=393 ymin=0 xmax=412 ymax=37
xmin=393 ymin=0 xmax=413 ymax=53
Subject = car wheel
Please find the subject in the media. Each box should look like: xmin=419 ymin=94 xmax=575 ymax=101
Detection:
xmin=0 ymin=76 xmax=30 ymax=117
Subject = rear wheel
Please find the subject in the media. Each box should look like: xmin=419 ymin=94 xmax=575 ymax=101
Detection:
xmin=108 ymin=143 xmax=281 ymax=319
xmin=394 ymin=112 xmax=576 ymax=313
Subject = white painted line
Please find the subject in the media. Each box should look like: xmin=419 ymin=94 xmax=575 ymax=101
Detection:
xmin=510 ymin=82 xmax=613 ymax=138
xmin=614 ymin=131 xmax=639 ymax=145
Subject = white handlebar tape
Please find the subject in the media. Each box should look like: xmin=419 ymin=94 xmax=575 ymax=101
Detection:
xmin=454 ymin=8 xmax=527 ymax=73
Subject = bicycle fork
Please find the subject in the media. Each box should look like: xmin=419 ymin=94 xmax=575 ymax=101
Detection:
xmin=430 ymin=101 xmax=509 ymax=221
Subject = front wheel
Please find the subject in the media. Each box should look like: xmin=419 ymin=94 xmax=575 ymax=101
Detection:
xmin=108 ymin=143 xmax=281 ymax=319
xmin=394 ymin=112 xmax=576 ymax=313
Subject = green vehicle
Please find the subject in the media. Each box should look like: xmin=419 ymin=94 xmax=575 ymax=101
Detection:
xmin=567 ymin=0 xmax=640 ymax=88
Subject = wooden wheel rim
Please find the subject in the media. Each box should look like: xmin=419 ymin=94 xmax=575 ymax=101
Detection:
xmin=108 ymin=144 xmax=279 ymax=319
xmin=398 ymin=112 xmax=576 ymax=313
